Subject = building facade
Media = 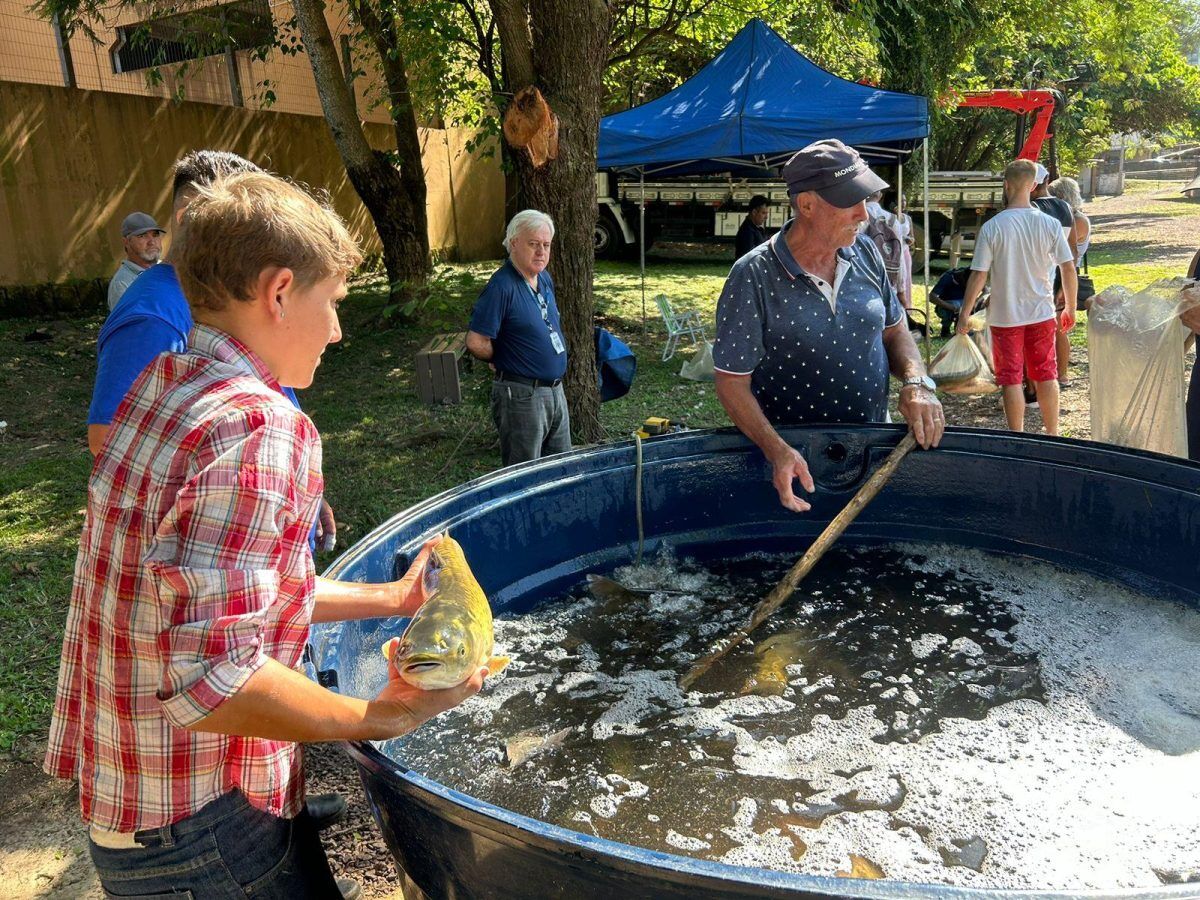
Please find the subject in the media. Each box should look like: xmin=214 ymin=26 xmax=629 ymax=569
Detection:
xmin=0 ymin=0 xmax=504 ymax=287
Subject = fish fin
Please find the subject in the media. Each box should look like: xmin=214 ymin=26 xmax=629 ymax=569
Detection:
xmin=486 ymin=655 xmax=511 ymax=675
xmin=381 ymin=637 xmax=400 ymax=661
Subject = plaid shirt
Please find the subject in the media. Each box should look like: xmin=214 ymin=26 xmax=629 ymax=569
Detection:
xmin=45 ymin=324 xmax=324 ymax=831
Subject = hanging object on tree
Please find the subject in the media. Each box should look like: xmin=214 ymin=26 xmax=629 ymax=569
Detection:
xmin=503 ymin=86 xmax=559 ymax=168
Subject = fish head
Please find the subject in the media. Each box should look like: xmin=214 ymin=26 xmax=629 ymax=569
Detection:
xmin=392 ymin=609 xmax=482 ymax=690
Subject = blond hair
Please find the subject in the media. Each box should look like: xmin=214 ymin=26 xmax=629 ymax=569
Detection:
xmin=1048 ymin=176 xmax=1084 ymax=214
xmin=174 ymin=171 xmax=362 ymax=312
xmin=1003 ymin=159 xmax=1038 ymax=189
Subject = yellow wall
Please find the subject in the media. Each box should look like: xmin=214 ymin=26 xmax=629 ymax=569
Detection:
xmin=0 ymin=0 xmax=392 ymax=123
xmin=0 ymin=81 xmax=505 ymax=285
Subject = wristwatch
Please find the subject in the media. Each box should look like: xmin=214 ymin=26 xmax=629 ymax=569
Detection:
xmin=901 ymin=375 xmax=936 ymax=392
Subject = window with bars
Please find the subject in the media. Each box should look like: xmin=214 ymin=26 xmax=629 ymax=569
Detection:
xmin=110 ymin=0 xmax=273 ymax=73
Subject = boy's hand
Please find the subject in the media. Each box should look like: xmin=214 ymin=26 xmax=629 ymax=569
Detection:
xmin=390 ymin=536 xmax=442 ymax=617
xmin=372 ymin=664 xmax=488 ymax=738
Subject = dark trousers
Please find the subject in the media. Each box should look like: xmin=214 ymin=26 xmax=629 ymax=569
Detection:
xmin=87 ymin=790 xmax=341 ymax=899
xmin=490 ymin=379 xmax=572 ymax=467
xmin=1189 ymin=361 xmax=1200 ymax=462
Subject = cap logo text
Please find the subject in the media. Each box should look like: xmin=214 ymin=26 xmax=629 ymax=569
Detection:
xmin=833 ymin=163 xmax=861 ymax=178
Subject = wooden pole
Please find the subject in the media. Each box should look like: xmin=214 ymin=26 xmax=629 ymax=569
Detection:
xmin=679 ymin=432 xmax=918 ymax=692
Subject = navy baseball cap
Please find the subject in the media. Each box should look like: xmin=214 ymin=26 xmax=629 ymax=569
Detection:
xmin=783 ymin=139 xmax=889 ymax=208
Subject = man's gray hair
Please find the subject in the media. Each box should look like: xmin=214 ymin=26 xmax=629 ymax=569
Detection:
xmin=503 ymin=209 xmax=555 ymax=252
xmin=1048 ymin=177 xmax=1084 ymax=214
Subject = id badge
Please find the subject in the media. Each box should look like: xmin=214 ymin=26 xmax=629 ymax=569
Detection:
xmin=549 ymin=329 xmax=565 ymax=354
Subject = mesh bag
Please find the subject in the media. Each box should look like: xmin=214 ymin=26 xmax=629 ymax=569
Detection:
xmin=1089 ymin=278 xmax=1200 ymax=457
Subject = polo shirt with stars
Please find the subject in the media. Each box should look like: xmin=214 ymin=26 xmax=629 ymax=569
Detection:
xmin=713 ymin=222 xmax=905 ymax=426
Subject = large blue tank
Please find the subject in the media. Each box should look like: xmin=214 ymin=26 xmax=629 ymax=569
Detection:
xmin=309 ymin=425 xmax=1200 ymax=900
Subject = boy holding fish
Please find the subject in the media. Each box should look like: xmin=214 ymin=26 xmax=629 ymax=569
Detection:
xmin=45 ymin=171 xmax=489 ymax=899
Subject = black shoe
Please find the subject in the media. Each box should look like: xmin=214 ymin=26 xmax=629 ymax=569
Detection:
xmin=306 ymin=792 xmax=348 ymax=832
xmin=336 ymin=877 xmax=362 ymax=900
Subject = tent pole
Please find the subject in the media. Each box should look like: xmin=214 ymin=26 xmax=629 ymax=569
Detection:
xmin=922 ymin=137 xmax=931 ymax=366
xmin=640 ymin=170 xmax=647 ymax=336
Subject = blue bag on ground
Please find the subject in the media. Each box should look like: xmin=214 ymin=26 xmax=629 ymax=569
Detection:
xmin=594 ymin=326 xmax=636 ymax=402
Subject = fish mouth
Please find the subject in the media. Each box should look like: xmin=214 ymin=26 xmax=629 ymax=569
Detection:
xmin=403 ymin=659 xmax=445 ymax=674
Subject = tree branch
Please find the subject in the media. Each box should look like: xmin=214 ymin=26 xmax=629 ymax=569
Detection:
xmin=292 ymin=0 xmax=376 ymax=169
xmin=488 ymin=0 xmax=534 ymax=89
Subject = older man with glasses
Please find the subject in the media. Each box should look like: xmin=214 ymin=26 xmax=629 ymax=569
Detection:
xmin=467 ymin=209 xmax=572 ymax=466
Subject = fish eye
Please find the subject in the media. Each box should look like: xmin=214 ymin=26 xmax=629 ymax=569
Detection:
xmin=458 ymin=645 xmax=467 ymax=657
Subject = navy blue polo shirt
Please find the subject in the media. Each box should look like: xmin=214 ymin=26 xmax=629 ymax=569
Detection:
xmin=469 ymin=259 xmax=567 ymax=382
xmin=713 ymin=224 xmax=904 ymax=426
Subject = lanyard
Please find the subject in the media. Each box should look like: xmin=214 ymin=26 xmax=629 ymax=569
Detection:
xmin=527 ymin=281 xmax=554 ymax=334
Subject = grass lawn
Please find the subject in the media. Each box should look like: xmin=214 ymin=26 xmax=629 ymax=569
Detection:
xmin=0 ymin=212 xmax=1183 ymax=751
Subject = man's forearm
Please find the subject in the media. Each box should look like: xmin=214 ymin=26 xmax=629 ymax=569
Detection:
xmin=882 ymin=322 xmax=926 ymax=382
xmin=465 ymin=332 xmax=494 ymax=361
xmin=184 ymin=657 xmax=413 ymax=742
xmin=959 ymin=270 xmax=988 ymax=323
xmin=1059 ymin=262 xmax=1078 ymax=311
xmin=311 ymin=576 xmax=398 ymax=624
xmin=714 ymin=372 xmax=788 ymax=459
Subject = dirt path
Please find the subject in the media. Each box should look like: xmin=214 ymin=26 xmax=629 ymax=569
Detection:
xmin=3 ymin=178 xmax=1197 ymax=900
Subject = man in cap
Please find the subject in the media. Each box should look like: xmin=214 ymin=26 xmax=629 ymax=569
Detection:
xmin=713 ymin=139 xmax=943 ymax=513
xmin=108 ymin=212 xmax=165 ymax=310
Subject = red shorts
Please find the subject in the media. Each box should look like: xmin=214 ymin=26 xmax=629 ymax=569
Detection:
xmin=990 ymin=319 xmax=1058 ymax=386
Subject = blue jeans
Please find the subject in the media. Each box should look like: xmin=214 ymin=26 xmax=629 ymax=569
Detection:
xmin=87 ymin=791 xmax=341 ymax=898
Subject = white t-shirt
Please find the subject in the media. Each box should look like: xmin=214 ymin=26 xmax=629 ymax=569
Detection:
xmin=971 ymin=207 xmax=1073 ymax=327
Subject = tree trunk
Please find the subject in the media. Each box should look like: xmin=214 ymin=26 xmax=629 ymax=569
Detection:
xmin=292 ymin=0 xmax=430 ymax=302
xmin=491 ymin=0 xmax=611 ymax=443
xmin=348 ymin=0 xmax=431 ymax=281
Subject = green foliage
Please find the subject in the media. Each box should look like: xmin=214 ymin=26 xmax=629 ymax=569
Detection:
xmin=379 ymin=265 xmax=487 ymax=329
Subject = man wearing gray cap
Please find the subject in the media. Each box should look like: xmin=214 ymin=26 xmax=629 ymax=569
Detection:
xmin=713 ymin=139 xmax=943 ymax=512
xmin=107 ymin=212 xmax=165 ymax=310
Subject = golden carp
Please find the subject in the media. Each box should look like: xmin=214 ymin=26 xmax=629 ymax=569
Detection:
xmin=382 ymin=535 xmax=510 ymax=689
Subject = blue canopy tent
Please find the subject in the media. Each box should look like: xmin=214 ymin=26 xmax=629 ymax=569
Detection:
xmin=598 ymin=19 xmax=934 ymax=352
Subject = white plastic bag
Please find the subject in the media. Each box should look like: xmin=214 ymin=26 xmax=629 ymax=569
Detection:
xmin=679 ymin=339 xmax=715 ymax=381
xmin=1089 ymin=278 xmax=1200 ymax=457
xmin=929 ymin=333 xmax=998 ymax=395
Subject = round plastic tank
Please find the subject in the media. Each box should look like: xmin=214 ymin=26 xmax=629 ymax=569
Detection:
xmin=308 ymin=425 xmax=1200 ymax=900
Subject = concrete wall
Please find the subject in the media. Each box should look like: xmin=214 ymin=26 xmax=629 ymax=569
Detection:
xmin=0 ymin=81 xmax=505 ymax=286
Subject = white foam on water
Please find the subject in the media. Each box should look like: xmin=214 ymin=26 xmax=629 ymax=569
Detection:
xmin=591 ymin=669 xmax=688 ymax=741
xmin=910 ymin=633 xmax=948 ymax=659
xmin=382 ymin=546 xmax=1200 ymax=891
xmin=670 ymin=549 xmax=1200 ymax=888
xmin=666 ymin=829 xmax=711 ymax=851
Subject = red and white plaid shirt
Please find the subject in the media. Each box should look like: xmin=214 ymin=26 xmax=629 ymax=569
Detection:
xmin=45 ymin=324 xmax=324 ymax=831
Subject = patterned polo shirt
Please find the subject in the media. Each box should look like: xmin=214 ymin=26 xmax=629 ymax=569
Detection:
xmin=45 ymin=324 xmax=323 ymax=831
xmin=713 ymin=223 xmax=905 ymax=426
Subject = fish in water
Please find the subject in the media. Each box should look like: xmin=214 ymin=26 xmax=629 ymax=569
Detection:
xmin=504 ymin=727 xmax=573 ymax=768
xmin=836 ymin=854 xmax=886 ymax=880
xmin=740 ymin=631 xmax=815 ymax=697
xmin=383 ymin=534 xmax=510 ymax=689
xmin=585 ymin=574 xmax=689 ymax=604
